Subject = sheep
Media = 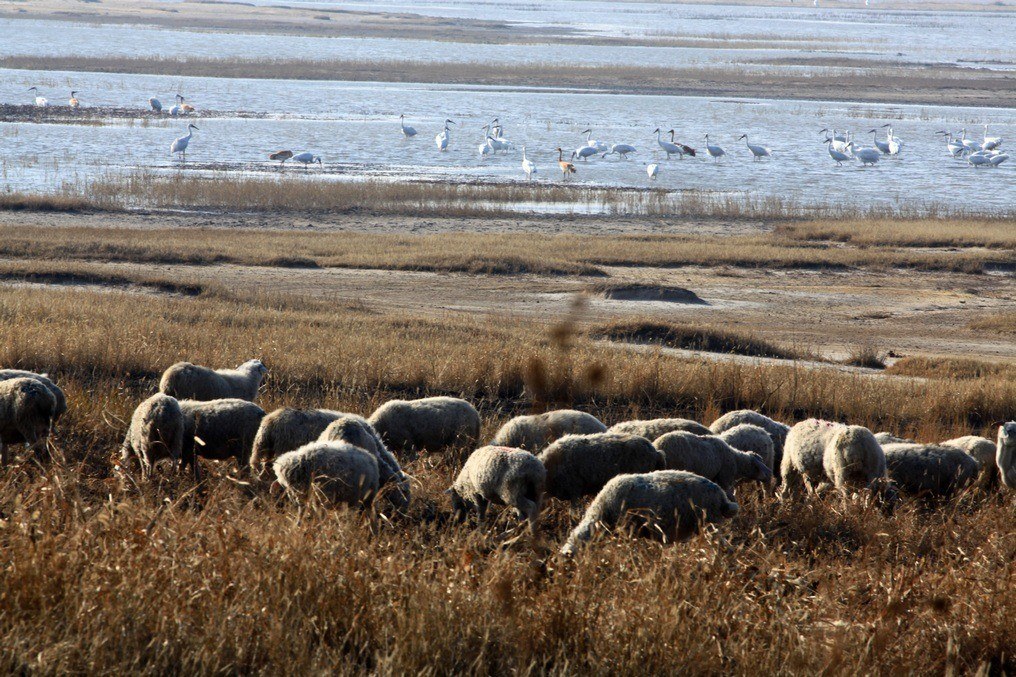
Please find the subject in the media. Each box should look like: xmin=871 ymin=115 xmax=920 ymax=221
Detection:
xmin=368 ymin=396 xmax=480 ymax=454
xmin=0 ymin=377 xmax=57 ymax=467
xmin=273 ymin=441 xmax=379 ymax=508
xmin=940 ymin=435 xmax=998 ymax=488
xmin=491 ymin=409 xmax=606 ymax=452
xmin=538 ymin=432 xmax=665 ymax=504
xmin=159 ymin=359 xmax=267 ymax=402
xmin=561 ymin=470 xmax=739 ymax=555
xmin=448 ymin=445 xmax=546 ymax=532
xmin=320 ymin=416 xmax=411 ymax=510
xmin=874 ymin=432 xmax=916 ymax=445
xmin=608 ymin=417 xmax=712 ymax=439
xmin=119 ymin=393 xmax=184 ymax=480
xmin=716 ymin=423 xmax=776 ymax=471
xmin=0 ymin=370 xmax=67 ymax=421
xmin=781 ymin=419 xmax=896 ymax=504
xmin=179 ymin=398 xmax=266 ymax=479
xmin=998 ymin=422 xmax=1016 ymax=490
xmin=882 ymin=443 xmax=980 ymax=499
xmin=710 ymin=410 xmax=790 ymax=474
xmin=652 ymin=431 xmax=771 ymax=499
xmin=250 ymin=408 xmax=350 ymax=475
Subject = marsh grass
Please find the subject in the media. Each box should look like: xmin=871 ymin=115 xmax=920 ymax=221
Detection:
xmin=589 ymin=319 xmax=800 ymax=360
xmin=844 ymin=344 xmax=887 ymax=370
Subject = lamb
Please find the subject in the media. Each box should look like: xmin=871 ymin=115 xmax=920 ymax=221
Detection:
xmin=538 ymin=432 xmax=665 ymax=503
xmin=368 ymin=396 xmax=480 ymax=454
xmin=319 ymin=416 xmax=411 ymax=510
xmin=491 ymin=409 xmax=606 ymax=452
xmin=0 ymin=370 xmax=67 ymax=421
xmin=781 ymin=419 xmax=895 ymax=503
xmin=653 ymin=431 xmax=771 ymax=498
xmin=716 ymin=423 xmax=776 ymax=471
xmin=998 ymin=422 xmax=1016 ymax=490
xmin=119 ymin=393 xmax=184 ymax=479
xmin=250 ymin=408 xmax=349 ymax=475
xmin=882 ymin=443 xmax=980 ymax=499
xmin=273 ymin=441 xmax=379 ymax=508
xmin=940 ymin=435 xmax=998 ymax=487
xmin=159 ymin=359 xmax=268 ymax=402
xmin=179 ymin=398 xmax=266 ymax=479
xmin=608 ymin=417 xmax=712 ymax=439
xmin=448 ymin=445 xmax=546 ymax=532
xmin=561 ymin=470 xmax=739 ymax=555
xmin=710 ymin=410 xmax=790 ymax=473
xmin=0 ymin=377 xmax=57 ymax=466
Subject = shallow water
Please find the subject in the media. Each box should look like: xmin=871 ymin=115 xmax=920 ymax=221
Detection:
xmin=1 ymin=70 xmax=1012 ymax=213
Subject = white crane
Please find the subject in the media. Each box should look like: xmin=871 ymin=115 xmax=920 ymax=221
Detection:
xmin=958 ymin=129 xmax=982 ymax=154
xmin=936 ymin=131 xmax=965 ymax=157
xmin=738 ymin=134 xmax=771 ymax=161
xmin=521 ymin=146 xmax=537 ymax=180
xmin=824 ymin=137 xmax=852 ymax=165
xmin=870 ymin=126 xmax=892 ymax=154
xmin=573 ymin=144 xmax=598 ymax=161
xmin=581 ymin=129 xmax=608 ymax=152
xmin=820 ymin=129 xmax=849 ymax=153
xmin=967 ymin=151 xmax=992 ymax=168
xmin=168 ymin=94 xmax=184 ymax=117
xmin=435 ymin=119 xmax=455 ymax=151
xmin=703 ymin=134 xmax=726 ymax=161
xmin=983 ymin=124 xmax=1002 ymax=151
xmin=478 ymin=127 xmax=495 ymax=156
xmin=989 ymin=153 xmax=1009 ymax=167
xmin=292 ymin=152 xmax=322 ymax=169
xmin=646 ymin=163 xmax=659 ymax=180
xmin=170 ymin=124 xmax=198 ymax=160
xmin=653 ymin=128 xmax=684 ymax=159
xmin=28 ymin=87 xmax=48 ymax=107
xmin=601 ymin=144 xmax=637 ymax=159
xmin=149 ymin=97 xmax=163 ymax=112
xmin=848 ymin=141 xmax=880 ymax=166
xmin=400 ymin=114 xmax=417 ymax=138
xmin=69 ymin=91 xmax=80 ymax=109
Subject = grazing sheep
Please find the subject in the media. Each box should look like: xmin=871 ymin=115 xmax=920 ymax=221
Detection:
xmin=179 ymin=399 xmax=266 ymax=479
xmin=120 ymin=394 xmax=184 ymax=479
xmin=0 ymin=377 xmax=57 ymax=466
xmin=159 ymin=359 xmax=268 ymax=402
xmin=941 ymin=435 xmax=998 ymax=487
xmin=448 ymin=445 xmax=546 ymax=532
xmin=717 ymin=423 xmax=776 ymax=471
xmin=273 ymin=441 xmax=379 ymax=508
xmin=874 ymin=432 xmax=916 ymax=445
xmin=538 ymin=432 xmax=664 ymax=503
xmin=710 ymin=410 xmax=790 ymax=470
xmin=369 ymin=396 xmax=480 ymax=454
xmin=491 ymin=410 xmax=606 ymax=452
xmin=561 ymin=470 xmax=739 ymax=555
xmin=320 ymin=416 xmax=410 ymax=510
xmin=609 ymin=417 xmax=712 ymax=439
xmin=882 ymin=443 xmax=980 ymax=499
xmin=0 ymin=370 xmax=67 ymax=421
xmin=250 ymin=408 xmax=349 ymax=474
xmin=781 ymin=419 xmax=895 ymax=503
xmin=999 ymin=422 xmax=1016 ymax=490
xmin=653 ymin=431 xmax=771 ymax=498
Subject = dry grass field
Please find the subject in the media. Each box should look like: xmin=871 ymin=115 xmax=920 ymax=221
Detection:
xmin=0 ymin=209 xmax=1012 ymax=673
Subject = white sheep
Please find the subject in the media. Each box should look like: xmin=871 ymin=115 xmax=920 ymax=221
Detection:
xmin=159 ymin=359 xmax=268 ymax=402
xmin=716 ymin=423 xmax=776 ymax=471
xmin=710 ymin=410 xmax=790 ymax=473
xmin=319 ymin=416 xmax=410 ymax=510
xmin=0 ymin=377 xmax=57 ymax=466
xmin=250 ymin=408 xmax=350 ymax=475
xmin=491 ymin=409 xmax=606 ymax=452
xmin=368 ymin=396 xmax=480 ymax=454
xmin=538 ymin=432 xmax=665 ymax=504
xmin=781 ymin=419 xmax=895 ymax=503
xmin=653 ymin=430 xmax=771 ymax=498
xmin=940 ymin=435 xmax=998 ymax=487
xmin=273 ymin=441 xmax=379 ymax=508
xmin=998 ymin=422 xmax=1016 ymax=490
xmin=882 ymin=442 xmax=980 ymax=499
xmin=0 ymin=370 xmax=67 ymax=421
xmin=448 ymin=445 xmax=546 ymax=532
xmin=874 ymin=432 xmax=916 ymax=445
xmin=608 ymin=417 xmax=712 ymax=439
xmin=179 ymin=398 xmax=266 ymax=480
xmin=561 ymin=470 xmax=740 ymax=555
xmin=120 ymin=393 xmax=184 ymax=480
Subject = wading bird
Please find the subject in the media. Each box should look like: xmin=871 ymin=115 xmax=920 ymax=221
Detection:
xmin=169 ymin=94 xmax=184 ymax=116
xmin=435 ymin=119 xmax=455 ymax=151
xmin=557 ymin=148 xmax=576 ymax=180
xmin=574 ymin=144 xmax=598 ymax=161
xmin=871 ymin=126 xmax=892 ymax=154
xmin=982 ymin=124 xmax=1002 ymax=151
xmin=170 ymin=124 xmax=199 ymax=160
xmin=581 ymin=129 xmax=608 ymax=152
xmin=400 ymin=114 xmax=417 ymax=138
xmin=28 ymin=87 xmax=48 ymax=107
xmin=848 ymin=141 xmax=880 ymax=166
xmin=824 ymin=137 xmax=852 ymax=165
xmin=269 ymin=150 xmax=294 ymax=167
xmin=149 ymin=98 xmax=162 ymax=112
xmin=69 ymin=91 xmax=80 ymax=108
xmin=738 ymin=134 xmax=771 ymax=161
xmin=646 ymin=163 xmax=659 ymax=180
xmin=292 ymin=152 xmax=322 ymax=169
xmin=653 ymin=128 xmax=683 ymax=159
xmin=669 ymin=131 xmax=696 ymax=157
xmin=936 ymin=131 xmax=965 ymax=157
xmin=703 ymin=134 xmax=726 ymax=161
xmin=602 ymin=144 xmax=637 ymax=159
xmin=521 ymin=146 xmax=537 ymax=180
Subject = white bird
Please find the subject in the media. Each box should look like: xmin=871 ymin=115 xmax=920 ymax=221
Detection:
xmin=521 ymin=146 xmax=537 ymax=180
xmin=703 ymin=134 xmax=726 ymax=161
xmin=982 ymin=124 xmax=1002 ymax=151
xmin=967 ymin=152 xmax=992 ymax=168
xmin=478 ymin=132 xmax=495 ymax=157
xmin=824 ymin=137 xmax=852 ymax=165
xmin=435 ymin=119 xmax=455 ymax=151
xmin=400 ymin=114 xmax=417 ymax=138
xmin=168 ymin=94 xmax=184 ymax=117
xmin=989 ymin=153 xmax=1009 ymax=167
xmin=646 ymin=163 xmax=659 ymax=180
xmin=292 ymin=152 xmax=322 ymax=169
xmin=738 ymin=134 xmax=771 ymax=161
xmin=848 ymin=142 xmax=880 ymax=166
xmin=149 ymin=97 xmax=162 ymax=112
xmin=170 ymin=124 xmax=198 ymax=160
xmin=574 ymin=144 xmax=598 ymax=161
xmin=820 ymin=129 xmax=849 ymax=153
xmin=28 ymin=87 xmax=48 ymax=107
xmin=653 ymin=128 xmax=684 ymax=159
xmin=959 ymin=129 xmax=982 ymax=154
xmin=869 ymin=126 xmax=891 ymax=154
xmin=69 ymin=91 xmax=80 ymax=109
xmin=581 ymin=129 xmax=608 ymax=152
xmin=601 ymin=144 xmax=637 ymax=159
xmin=937 ymin=131 xmax=964 ymax=157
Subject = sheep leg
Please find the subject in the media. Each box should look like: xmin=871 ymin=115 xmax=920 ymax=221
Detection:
xmin=475 ymin=497 xmax=489 ymax=525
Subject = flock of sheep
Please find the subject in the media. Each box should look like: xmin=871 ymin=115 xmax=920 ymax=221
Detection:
xmin=0 ymin=359 xmax=1014 ymax=555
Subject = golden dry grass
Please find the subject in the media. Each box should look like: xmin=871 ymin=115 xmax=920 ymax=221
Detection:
xmin=968 ymin=311 xmax=1016 ymax=337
